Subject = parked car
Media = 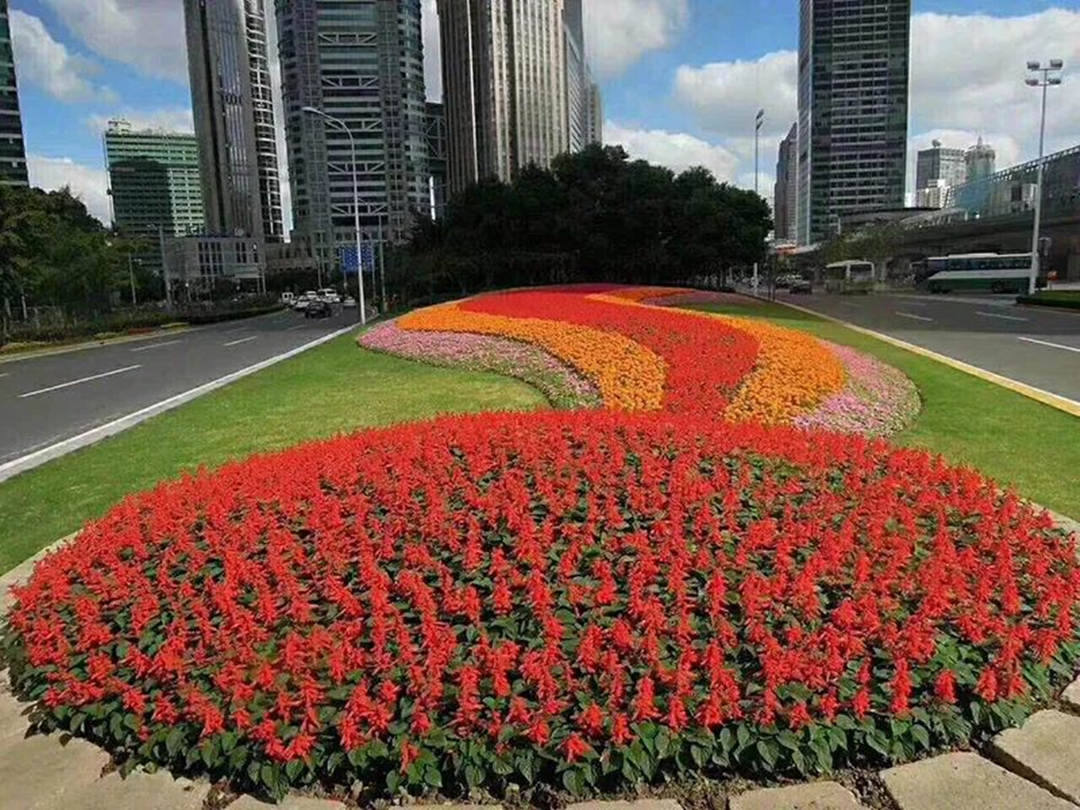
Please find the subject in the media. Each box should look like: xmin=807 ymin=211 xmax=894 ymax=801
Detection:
xmin=280 ymin=292 xmax=296 ymax=306
xmin=342 ymin=296 xmax=357 ymax=308
xmin=318 ymin=288 xmax=341 ymax=304
xmin=305 ymin=299 xmax=333 ymax=319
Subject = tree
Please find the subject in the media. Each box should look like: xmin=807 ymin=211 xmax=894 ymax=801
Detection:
xmin=400 ymin=144 xmax=774 ymax=299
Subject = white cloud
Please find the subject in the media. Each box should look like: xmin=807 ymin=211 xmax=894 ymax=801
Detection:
xmin=669 ymin=8 xmax=1080 ymax=200
xmin=584 ymin=0 xmax=689 ymax=79
xmin=27 ymin=155 xmax=111 ymax=225
xmin=85 ymin=109 xmax=195 ymax=135
xmin=674 ymin=50 xmax=798 ymax=140
xmin=604 ymin=120 xmax=739 ymax=183
xmin=39 ymin=0 xmax=188 ymax=83
xmin=9 ymin=10 xmax=117 ymax=103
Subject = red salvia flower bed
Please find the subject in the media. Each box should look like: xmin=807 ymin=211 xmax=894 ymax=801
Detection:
xmin=5 ymin=411 xmax=1079 ymax=798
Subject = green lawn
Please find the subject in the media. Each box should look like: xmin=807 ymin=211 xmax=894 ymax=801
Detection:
xmin=0 ymin=335 xmax=545 ymax=574
xmin=693 ymin=299 xmax=1080 ymax=518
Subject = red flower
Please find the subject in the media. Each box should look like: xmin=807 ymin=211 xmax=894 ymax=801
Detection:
xmin=934 ymin=670 xmax=957 ymax=704
xmin=563 ymin=733 xmax=592 ymax=762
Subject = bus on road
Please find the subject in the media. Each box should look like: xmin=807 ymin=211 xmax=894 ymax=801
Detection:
xmin=824 ymin=260 xmax=875 ymax=294
xmin=921 ymin=253 xmax=1042 ymax=294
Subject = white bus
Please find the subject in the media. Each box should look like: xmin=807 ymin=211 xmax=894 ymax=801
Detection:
xmin=824 ymin=260 xmax=875 ymax=294
xmin=921 ymin=253 xmax=1040 ymax=294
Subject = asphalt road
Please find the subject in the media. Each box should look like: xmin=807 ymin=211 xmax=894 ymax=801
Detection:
xmin=0 ymin=308 xmax=359 ymax=467
xmin=768 ymin=290 xmax=1080 ymax=403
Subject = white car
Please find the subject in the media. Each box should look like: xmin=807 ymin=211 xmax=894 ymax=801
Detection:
xmin=319 ymin=288 xmax=342 ymax=304
xmin=342 ymin=296 xmax=357 ymax=308
xmin=293 ymin=291 xmax=318 ymax=311
xmin=280 ymin=292 xmax=296 ymax=306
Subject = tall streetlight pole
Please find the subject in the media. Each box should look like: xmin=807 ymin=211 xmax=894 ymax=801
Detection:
xmin=1024 ymin=60 xmax=1064 ymax=296
xmin=302 ymin=106 xmax=366 ymax=325
xmin=753 ymin=108 xmax=764 ymax=294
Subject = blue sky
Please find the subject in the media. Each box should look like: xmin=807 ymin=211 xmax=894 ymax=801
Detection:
xmin=10 ymin=0 xmax=1079 ymax=225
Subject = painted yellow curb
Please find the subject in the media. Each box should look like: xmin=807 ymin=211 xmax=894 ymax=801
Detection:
xmin=761 ymin=296 xmax=1080 ymax=420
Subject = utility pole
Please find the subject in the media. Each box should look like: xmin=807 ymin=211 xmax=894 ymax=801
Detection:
xmin=753 ymin=108 xmax=764 ymax=295
xmin=1024 ymin=59 xmax=1064 ymax=295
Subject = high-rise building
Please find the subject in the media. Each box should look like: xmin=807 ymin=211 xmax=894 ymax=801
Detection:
xmin=0 ymin=0 xmax=28 ymax=186
xmin=276 ymin=0 xmax=429 ymax=274
xmin=184 ymin=0 xmax=283 ymax=242
xmin=564 ymin=0 xmax=588 ymax=153
xmin=796 ymin=0 xmax=911 ymax=244
xmin=104 ymin=121 xmax=205 ymax=271
xmin=965 ymin=136 xmax=996 ymax=183
xmin=439 ymin=0 xmax=598 ymax=196
xmin=916 ymin=140 xmax=967 ymax=192
xmin=773 ymin=123 xmax=798 ymax=242
xmin=425 ymin=102 xmax=447 ymax=220
xmin=585 ymin=82 xmax=603 ymax=145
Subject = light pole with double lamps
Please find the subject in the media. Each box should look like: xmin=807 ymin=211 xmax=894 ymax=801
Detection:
xmin=1024 ymin=60 xmax=1064 ymax=296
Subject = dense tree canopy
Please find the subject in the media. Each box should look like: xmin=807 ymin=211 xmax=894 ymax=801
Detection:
xmin=392 ymin=145 xmax=771 ymax=302
xmin=0 ymin=185 xmax=144 ymax=318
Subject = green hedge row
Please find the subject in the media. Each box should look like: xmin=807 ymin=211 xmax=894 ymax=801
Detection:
xmin=1016 ymin=293 xmax=1080 ymax=311
xmin=2 ymin=304 xmax=285 ymax=348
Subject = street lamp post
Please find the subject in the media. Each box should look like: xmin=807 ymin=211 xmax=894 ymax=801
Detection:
xmin=753 ymin=108 xmax=764 ymax=295
xmin=1024 ymin=59 xmax=1064 ymax=296
xmin=302 ymin=106 xmax=366 ymax=325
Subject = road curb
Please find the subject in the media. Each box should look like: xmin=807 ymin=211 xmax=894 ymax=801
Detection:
xmin=750 ymin=294 xmax=1080 ymax=419
xmin=0 ymin=322 xmax=360 ymax=484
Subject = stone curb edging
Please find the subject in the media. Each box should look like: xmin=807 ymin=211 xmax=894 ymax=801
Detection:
xmin=744 ymin=293 xmax=1080 ymax=419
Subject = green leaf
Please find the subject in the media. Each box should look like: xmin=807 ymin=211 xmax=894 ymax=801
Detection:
xmin=719 ymin=727 xmax=734 ymax=753
xmin=423 ymin=766 xmax=443 ymax=788
xmin=911 ymin=724 xmax=931 ymax=750
xmin=165 ymin=728 xmax=184 ymax=758
xmin=791 ymin=748 xmax=808 ymax=775
xmin=284 ymin=759 xmax=304 ymax=782
xmin=756 ymin=739 xmax=778 ymax=769
xmin=736 ymin=724 xmax=751 ymax=749
xmin=690 ymin=744 xmax=707 ymax=768
xmin=562 ymin=769 xmax=585 ymax=796
xmin=260 ymin=763 xmax=279 ymax=793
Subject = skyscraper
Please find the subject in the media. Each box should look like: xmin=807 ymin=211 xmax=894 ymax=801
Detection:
xmin=439 ymin=0 xmax=599 ymax=196
xmin=276 ymin=0 xmax=429 ymax=272
xmin=916 ymin=140 xmax=966 ymax=192
xmin=773 ymin=123 xmax=798 ymax=242
xmin=796 ymin=0 xmax=911 ymax=244
xmin=585 ymin=82 xmax=604 ymax=146
xmin=104 ymin=121 xmax=205 ymax=271
xmin=184 ymin=0 xmax=283 ymax=242
xmin=0 ymin=0 xmax=28 ymax=186
xmin=965 ymin=136 xmax=996 ymax=183
xmin=564 ymin=0 xmax=588 ymax=153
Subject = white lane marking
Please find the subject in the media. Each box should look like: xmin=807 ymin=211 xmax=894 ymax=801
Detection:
xmin=130 ymin=340 xmax=183 ymax=353
xmin=976 ymin=311 xmax=1028 ymax=322
xmin=287 ymin=324 xmax=308 ymax=331
xmin=1018 ymin=336 xmax=1080 ymax=354
xmin=0 ymin=373 xmax=8 ymax=379
xmin=895 ymin=311 xmax=934 ymax=322
xmin=18 ymin=365 xmax=142 ymax=399
xmin=224 ymin=336 xmax=258 ymax=347
xmin=0 ymin=323 xmax=360 ymax=483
